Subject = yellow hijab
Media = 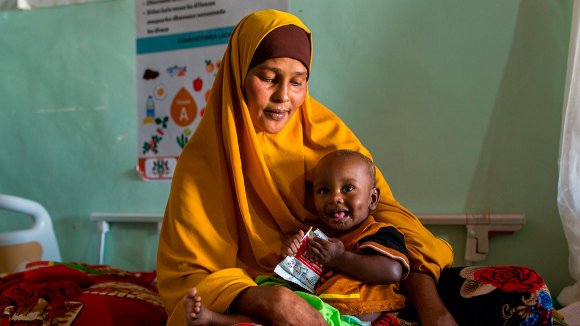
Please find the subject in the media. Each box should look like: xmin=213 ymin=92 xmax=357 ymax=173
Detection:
xmin=157 ymin=9 xmax=453 ymax=323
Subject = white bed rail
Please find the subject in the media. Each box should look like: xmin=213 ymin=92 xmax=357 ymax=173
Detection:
xmin=0 ymin=194 xmax=61 ymax=261
xmin=90 ymin=213 xmax=163 ymax=264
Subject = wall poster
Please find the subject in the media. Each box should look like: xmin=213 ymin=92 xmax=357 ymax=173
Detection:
xmin=136 ymin=0 xmax=288 ymax=180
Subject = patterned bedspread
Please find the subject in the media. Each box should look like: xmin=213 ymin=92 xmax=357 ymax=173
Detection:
xmin=0 ymin=261 xmax=167 ymax=325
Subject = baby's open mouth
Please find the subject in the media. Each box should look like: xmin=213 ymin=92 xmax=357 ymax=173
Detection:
xmin=327 ymin=209 xmax=349 ymax=220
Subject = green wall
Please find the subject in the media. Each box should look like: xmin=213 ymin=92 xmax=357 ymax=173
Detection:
xmin=0 ymin=0 xmax=574 ymax=297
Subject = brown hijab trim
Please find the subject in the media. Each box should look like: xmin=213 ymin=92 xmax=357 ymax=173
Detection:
xmin=248 ymin=24 xmax=311 ymax=74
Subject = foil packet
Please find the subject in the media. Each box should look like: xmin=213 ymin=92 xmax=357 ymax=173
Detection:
xmin=274 ymin=227 xmax=328 ymax=293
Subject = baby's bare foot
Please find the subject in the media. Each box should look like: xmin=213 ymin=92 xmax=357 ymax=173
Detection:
xmin=183 ymin=287 xmax=261 ymax=326
xmin=183 ymin=288 xmax=213 ymax=326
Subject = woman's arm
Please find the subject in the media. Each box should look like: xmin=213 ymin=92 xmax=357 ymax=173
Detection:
xmin=401 ymin=271 xmax=457 ymax=326
xmin=230 ymin=285 xmax=328 ymax=326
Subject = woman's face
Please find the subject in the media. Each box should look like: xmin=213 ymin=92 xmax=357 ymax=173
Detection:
xmin=243 ymin=57 xmax=308 ymax=134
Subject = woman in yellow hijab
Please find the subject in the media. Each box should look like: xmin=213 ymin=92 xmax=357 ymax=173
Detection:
xmin=157 ymin=9 xmax=456 ymax=326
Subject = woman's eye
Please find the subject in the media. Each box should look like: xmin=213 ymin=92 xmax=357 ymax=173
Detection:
xmin=290 ymin=80 xmax=304 ymax=86
xmin=260 ymin=76 xmax=275 ymax=83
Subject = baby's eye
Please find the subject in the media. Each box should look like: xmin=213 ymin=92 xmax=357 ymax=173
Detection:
xmin=317 ymin=187 xmax=329 ymax=195
xmin=341 ymin=185 xmax=354 ymax=193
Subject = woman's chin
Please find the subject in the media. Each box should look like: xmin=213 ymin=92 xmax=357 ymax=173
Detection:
xmin=261 ymin=120 xmax=289 ymax=133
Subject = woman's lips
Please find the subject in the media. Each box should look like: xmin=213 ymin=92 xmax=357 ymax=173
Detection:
xmin=264 ymin=109 xmax=288 ymax=121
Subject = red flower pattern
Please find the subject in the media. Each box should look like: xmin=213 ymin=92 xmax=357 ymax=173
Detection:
xmin=473 ymin=266 xmax=544 ymax=292
xmin=372 ymin=313 xmax=401 ymax=326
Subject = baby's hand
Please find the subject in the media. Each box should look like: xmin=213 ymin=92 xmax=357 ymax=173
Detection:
xmin=281 ymin=230 xmax=305 ymax=258
xmin=308 ymin=237 xmax=345 ymax=266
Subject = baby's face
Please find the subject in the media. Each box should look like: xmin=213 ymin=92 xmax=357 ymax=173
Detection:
xmin=313 ymin=155 xmax=376 ymax=233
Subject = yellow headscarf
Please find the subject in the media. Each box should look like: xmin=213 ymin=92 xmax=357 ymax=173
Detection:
xmin=157 ymin=9 xmax=453 ymax=324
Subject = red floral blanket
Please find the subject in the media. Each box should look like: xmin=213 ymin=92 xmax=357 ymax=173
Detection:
xmin=0 ymin=261 xmax=167 ymax=326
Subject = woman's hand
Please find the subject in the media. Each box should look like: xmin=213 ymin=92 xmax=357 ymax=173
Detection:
xmin=231 ymin=285 xmax=328 ymax=326
xmin=401 ymin=271 xmax=457 ymax=326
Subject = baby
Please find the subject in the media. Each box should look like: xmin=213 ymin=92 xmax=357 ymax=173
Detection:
xmin=281 ymin=149 xmax=410 ymax=323
xmin=182 ymin=150 xmax=409 ymax=325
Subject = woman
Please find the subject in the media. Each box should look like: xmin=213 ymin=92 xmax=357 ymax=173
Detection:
xmin=156 ymin=9 xmax=457 ymax=326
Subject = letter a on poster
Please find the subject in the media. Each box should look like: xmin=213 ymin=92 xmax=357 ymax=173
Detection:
xmin=136 ymin=0 xmax=288 ymax=180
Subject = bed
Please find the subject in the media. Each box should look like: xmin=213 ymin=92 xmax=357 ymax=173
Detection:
xmin=0 ymin=194 xmax=168 ymax=325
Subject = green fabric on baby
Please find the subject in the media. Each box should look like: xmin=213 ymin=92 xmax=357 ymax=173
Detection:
xmin=254 ymin=275 xmax=370 ymax=326
xmin=254 ymin=274 xmax=296 ymax=289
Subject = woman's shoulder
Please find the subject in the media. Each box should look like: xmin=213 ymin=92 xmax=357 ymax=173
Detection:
xmin=307 ymin=97 xmax=345 ymax=125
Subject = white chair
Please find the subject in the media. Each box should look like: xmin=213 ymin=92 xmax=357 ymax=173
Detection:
xmin=0 ymin=194 xmax=61 ymax=273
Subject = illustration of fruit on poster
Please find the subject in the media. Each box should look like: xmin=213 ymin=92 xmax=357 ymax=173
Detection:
xmin=136 ymin=0 xmax=288 ymax=180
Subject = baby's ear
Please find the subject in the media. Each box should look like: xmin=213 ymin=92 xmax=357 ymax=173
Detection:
xmin=369 ymin=187 xmax=380 ymax=210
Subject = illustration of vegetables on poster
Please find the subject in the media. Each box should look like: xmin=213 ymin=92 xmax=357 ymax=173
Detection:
xmin=136 ymin=0 xmax=288 ymax=180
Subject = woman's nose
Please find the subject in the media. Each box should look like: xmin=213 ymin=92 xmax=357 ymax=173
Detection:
xmin=273 ymin=84 xmax=289 ymax=103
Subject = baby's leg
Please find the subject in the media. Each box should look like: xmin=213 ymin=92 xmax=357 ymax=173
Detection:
xmin=182 ymin=288 xmax=262 ymax=326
